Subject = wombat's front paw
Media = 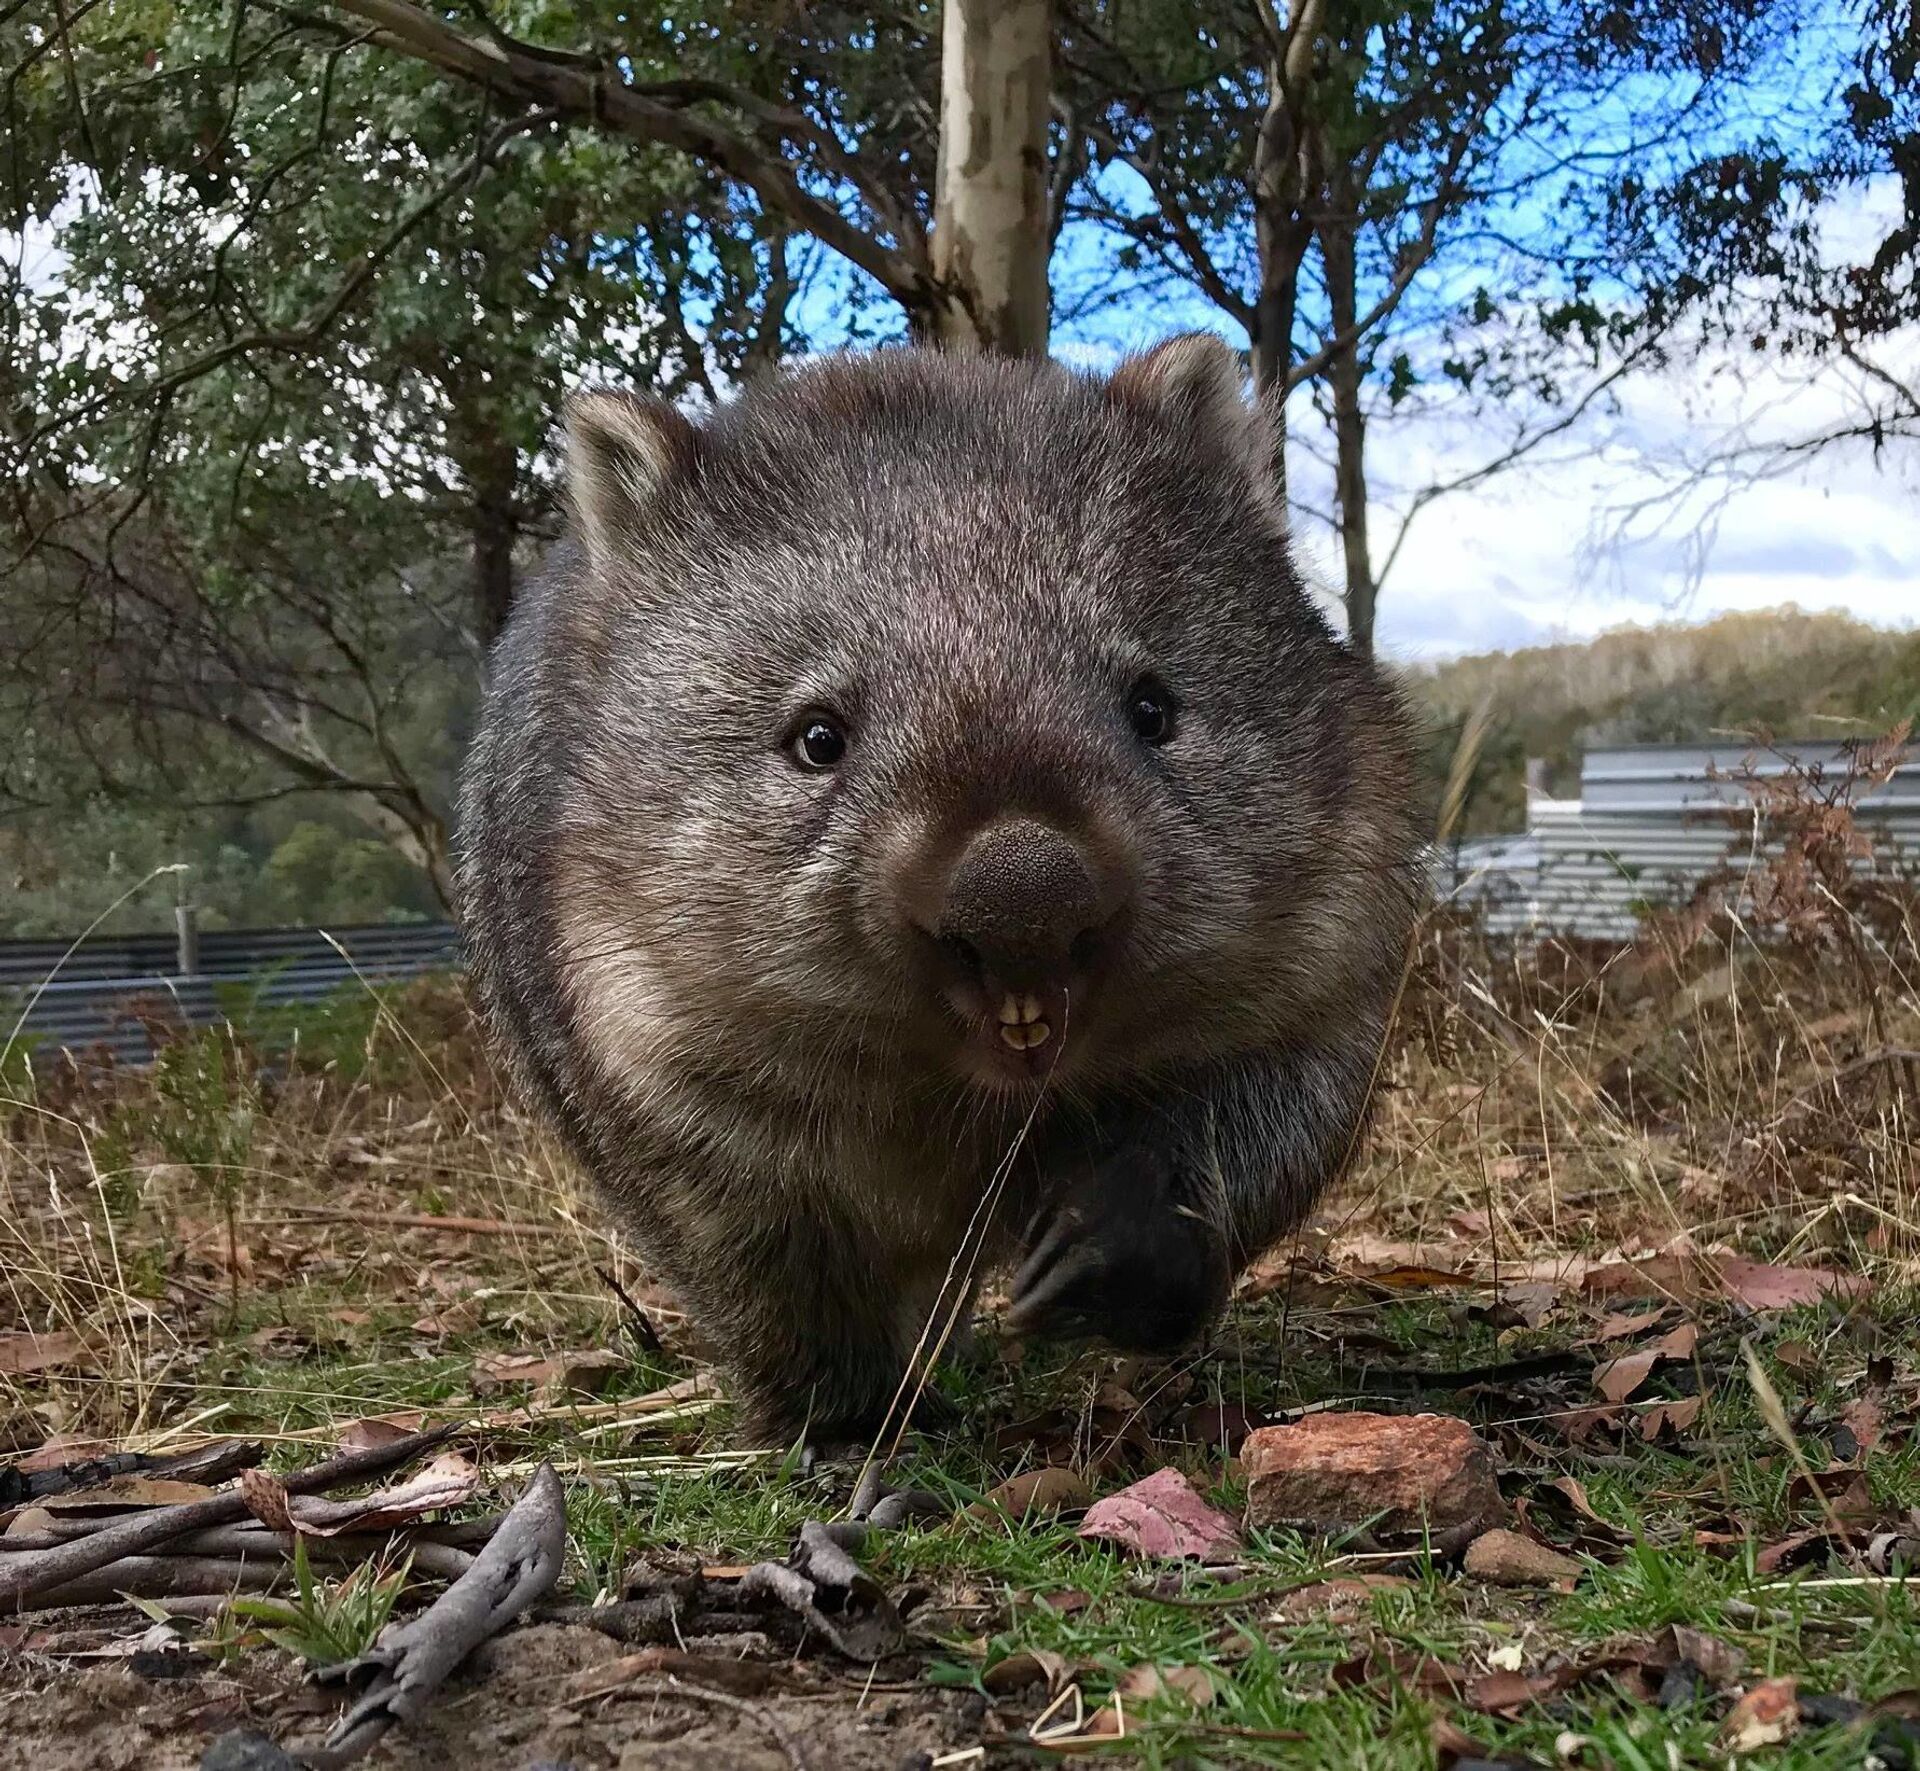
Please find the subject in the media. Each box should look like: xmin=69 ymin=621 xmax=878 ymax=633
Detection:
xmin=1006 ymin=1145 xmax=1228 ymax=1353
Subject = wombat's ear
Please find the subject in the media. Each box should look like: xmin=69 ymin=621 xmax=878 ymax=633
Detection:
xmin=565 ymin=389 xmax=696 ymax=564
xmin=1107 ymin=334 xmax=1276 ymax=504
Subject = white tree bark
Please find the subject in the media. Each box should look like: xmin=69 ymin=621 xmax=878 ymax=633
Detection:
xmin=931 ymin=0 xmax=1052 ymax=356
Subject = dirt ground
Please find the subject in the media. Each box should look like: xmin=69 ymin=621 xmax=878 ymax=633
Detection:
xmin=0 ymin=1621 xmax=996 ymax=1770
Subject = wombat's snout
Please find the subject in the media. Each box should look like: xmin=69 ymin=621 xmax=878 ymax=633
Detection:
xmin=933 ymin=818 xmax=1121 ymax=991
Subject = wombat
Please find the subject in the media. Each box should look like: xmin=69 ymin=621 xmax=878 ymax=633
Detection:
xmin=457 ymin=335 xmax=1422 ymax=1446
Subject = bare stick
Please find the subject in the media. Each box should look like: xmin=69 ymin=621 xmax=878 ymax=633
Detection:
xmin=301 ymin=1463 xmax=566 ymax=1769
xmin=0 ymin=1427 xmax=455 ymax=1610
xmin=1 ymin=1513 xmax=502 ymax=1554
xmin=28 ymin=1555 xmax=289 ymax=1609
xmin=582 ymin=1678 xmax=810 ymax=1769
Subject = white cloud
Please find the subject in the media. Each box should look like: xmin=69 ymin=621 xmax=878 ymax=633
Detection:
xmin=1287 ymin=327 xmax=1920 ymax=664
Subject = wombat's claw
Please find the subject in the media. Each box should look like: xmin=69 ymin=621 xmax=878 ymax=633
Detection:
xmin=1008 ymin=1165 xmax=1227 ymax=1354
xmin=849 ymin=1465 xmax=947 ymax=1529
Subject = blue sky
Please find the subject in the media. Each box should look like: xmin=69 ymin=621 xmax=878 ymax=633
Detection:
xmin=783 ymin=14 xmax=1915 ymax=663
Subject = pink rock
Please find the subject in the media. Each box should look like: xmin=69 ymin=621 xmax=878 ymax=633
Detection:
xmin=1242 ymin=1411 xmax=1504 ymax=1540
xmin=1077 ymin=1467 xmax=1241 ymax=1561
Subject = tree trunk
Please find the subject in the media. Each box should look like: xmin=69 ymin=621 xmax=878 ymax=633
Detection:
xmin=1247 ymin=23 xmax=1321 ymax=514
xmin=447 ymin=411 xmax=521 ymax=651
xmin=1322 ymin=200 xmax=1377 ymax=658
xmin=931 ymin=0 xmax=1052 ymax=356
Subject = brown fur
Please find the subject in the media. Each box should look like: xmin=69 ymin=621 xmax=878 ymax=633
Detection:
xmin=457 ymin=337 xmax=1423 ymax=1443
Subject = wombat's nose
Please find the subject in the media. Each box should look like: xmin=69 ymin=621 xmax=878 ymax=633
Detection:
xmin=937 ymin=819 xmax=1109 ymax=985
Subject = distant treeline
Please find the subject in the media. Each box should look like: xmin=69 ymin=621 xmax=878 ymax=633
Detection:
xmin=3 ymin=606 xmax=1914 ymax=935
xmin=1413 ymin=607 xmax=1920 ymax=838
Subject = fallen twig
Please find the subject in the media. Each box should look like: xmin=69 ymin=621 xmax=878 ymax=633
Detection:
xmin=0 ymin=1427 xmax=455 ymax=1611
xmin=583 ymin=1678 xmax=809 ymax=1770
xmin=299 ymin=1463 xmax=566 ymax=1769
xmin=20 ymin=1530 xmax=474 ymax=1588
xmin=28 ymin=1554 xmax=286 ymax=1609
xmin=243 ymin=1209 xmax=579 ymax=1238
xmin=0 ymin=1438 xmax=266 ymax=1508
xmin=0 ymin=1514 xmax=501 ymax=1556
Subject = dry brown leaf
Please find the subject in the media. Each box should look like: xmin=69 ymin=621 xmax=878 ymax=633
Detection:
xmin=471 ymin=1348 xmax=624 ymax=1397
xmin=1638 ymin=1396 xmax=1704 ymax=1440
xmin=1722 ymin=1678 xmax=1800 ymax=1752
xmin=0 ymin=1332 xmax=87 ymax=1377
xmin=1592 ymin=1322 xmax=1699 ymax=1402
xmin=965 ymin=1467 xmax=1093 ymax=1528
xmin=240 ymin=1468 xmax=297 ymax=1534
xmin=1462 ymin=1528 xmax=1584 ymax=1590
xmin=40 ymin=1477 xmax=216 ymax=1512
xmin=241 ymin=1451 xmax=478 ymax=1537
xmin=1592 ymin=1348 xmax=1660 ymax=1403
xmin=1114 ymin=1663 xmax=1214 ymax=1707
xmin=336 ymin=1417 xmax=427 ymax=1455
xmin=983 ymin=1648 xmax=1073 ymax=1696
xmin=1838 ymin=1396 xmax=1884 ymax=1453
xmin=1718 ymin=1258 xmax=1868 ymax=1312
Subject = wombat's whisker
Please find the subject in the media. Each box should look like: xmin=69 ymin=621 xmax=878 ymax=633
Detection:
xmin=864 ymin=992 xmax=1071 ymax=1478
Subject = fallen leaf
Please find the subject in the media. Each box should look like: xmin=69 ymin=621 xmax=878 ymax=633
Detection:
xmin=1592 ymin=1348 xmax=1660 ymax=1403
xmin=1078 ymin=1468 xmax=1240 ymax=1562
xmin=1838 ymin=1396 xmax=1884 ymax=1453
xmin=335 ymin=1417 xmax=427 ymax=1455
xmin=1584 ymin=1250 xmax=1866 ymax=1312
xmin=1468 ymin=1668 xmax=1544 ymax=1713
xmin=1114 ymin=1663 xmax=1214 ymax=1707
xmin=964 ymin=1467 xmax=1092 ymax=1528
xmin=1590 ymin=1307 xmax=1671 ymax=1341
xmin=1639 ymin=1396 xmax=1704 ymax=1440
xmin=242 ymin=1451 xmax=478 ymax=1537
xmin=1266 ymin=1574 xmax=1415 ymax=1621
xmin=572 ymin=1647 xmax=775 ymax=1700
xmin=41 ymin=1477 xmax=216 ymax=1512
xmin=1722 ymin=1678 xmax=1800 ymax=1752
xmin=1718 ymin=1258 xmax=1868 ymax=1313
xmin=983 ymin=1648 xmax=1073 ymax=1696
xmin=1593 ymin=1322 xmax=1699 ymax=1402
xmin=0 ymin=1332 xmax=87 ymax=1377
xmin=1650 ymin=1624 xmax=1747 ymax=1688
xmin=473 ymin=1348 xmax=627 ymax=1399
xmin=239 ymin=1468 xmax=296 ymax=1534
xmin=1462 ymin=1528 xmax=1585 ymax=1590
xmin=1775 ymin=1338 xmax=1819 ymax=1374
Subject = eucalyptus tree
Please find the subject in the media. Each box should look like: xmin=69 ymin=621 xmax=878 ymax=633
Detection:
xmin=1054 ymin=0 xmax=1839 ymax=655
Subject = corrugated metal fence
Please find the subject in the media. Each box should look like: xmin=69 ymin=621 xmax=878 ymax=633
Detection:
xmin=1444 ymin=739 xmax=1920 ymax=939
xmin=0 ymin=922 xmax=462 ymax=1068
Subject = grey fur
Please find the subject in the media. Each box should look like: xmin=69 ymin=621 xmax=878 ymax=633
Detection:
xmin=457 ymin=339 xmax=1423 ymax=1444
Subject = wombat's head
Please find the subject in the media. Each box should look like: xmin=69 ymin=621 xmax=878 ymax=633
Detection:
xmin=543 ymin=338 xmax=1417 ymax=1103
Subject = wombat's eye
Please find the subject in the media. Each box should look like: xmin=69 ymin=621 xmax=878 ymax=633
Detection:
xmin=1127 ymin=677 xmax=1175 ymax=746
xmin=790 ymin=714 xmax=847 ymax=771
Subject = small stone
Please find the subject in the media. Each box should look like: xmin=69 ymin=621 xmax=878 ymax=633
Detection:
xmin=1241 ymin=1411 xmax=1505 ymax=1541
xmin=1462 ymin=1528 xmax=1586 ymax=1589
xmin=200 ymin=1732 xmax=300 ymax=1771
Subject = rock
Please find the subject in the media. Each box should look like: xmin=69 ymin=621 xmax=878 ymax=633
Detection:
xmin=1462 ymin=1528 xmax=1585 ymax=1589
xmin=1241 ymin=1412 xmax=1505 ymax=1541
xmin=200 ymin=1731 xmax=300 ymax=1771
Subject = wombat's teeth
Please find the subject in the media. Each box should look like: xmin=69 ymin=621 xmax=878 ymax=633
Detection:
xmin=998 ymin=1021 xmax=1052 ymax=1051
xmin=997 ymin=992 xmax=1045 ymax=1027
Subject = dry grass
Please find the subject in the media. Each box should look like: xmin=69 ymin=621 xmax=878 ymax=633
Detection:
xmin=5 ymin=761 xmax=1920 ymax=1768
xmin=4 ymin=755 xmax=1917 ymax=1456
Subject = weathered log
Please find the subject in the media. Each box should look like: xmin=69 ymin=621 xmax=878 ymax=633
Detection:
xmin=300 ymin=1463 xmax=566 ymax=1769
xmin=0 ymin=1427 xmax=456 ymax=1610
